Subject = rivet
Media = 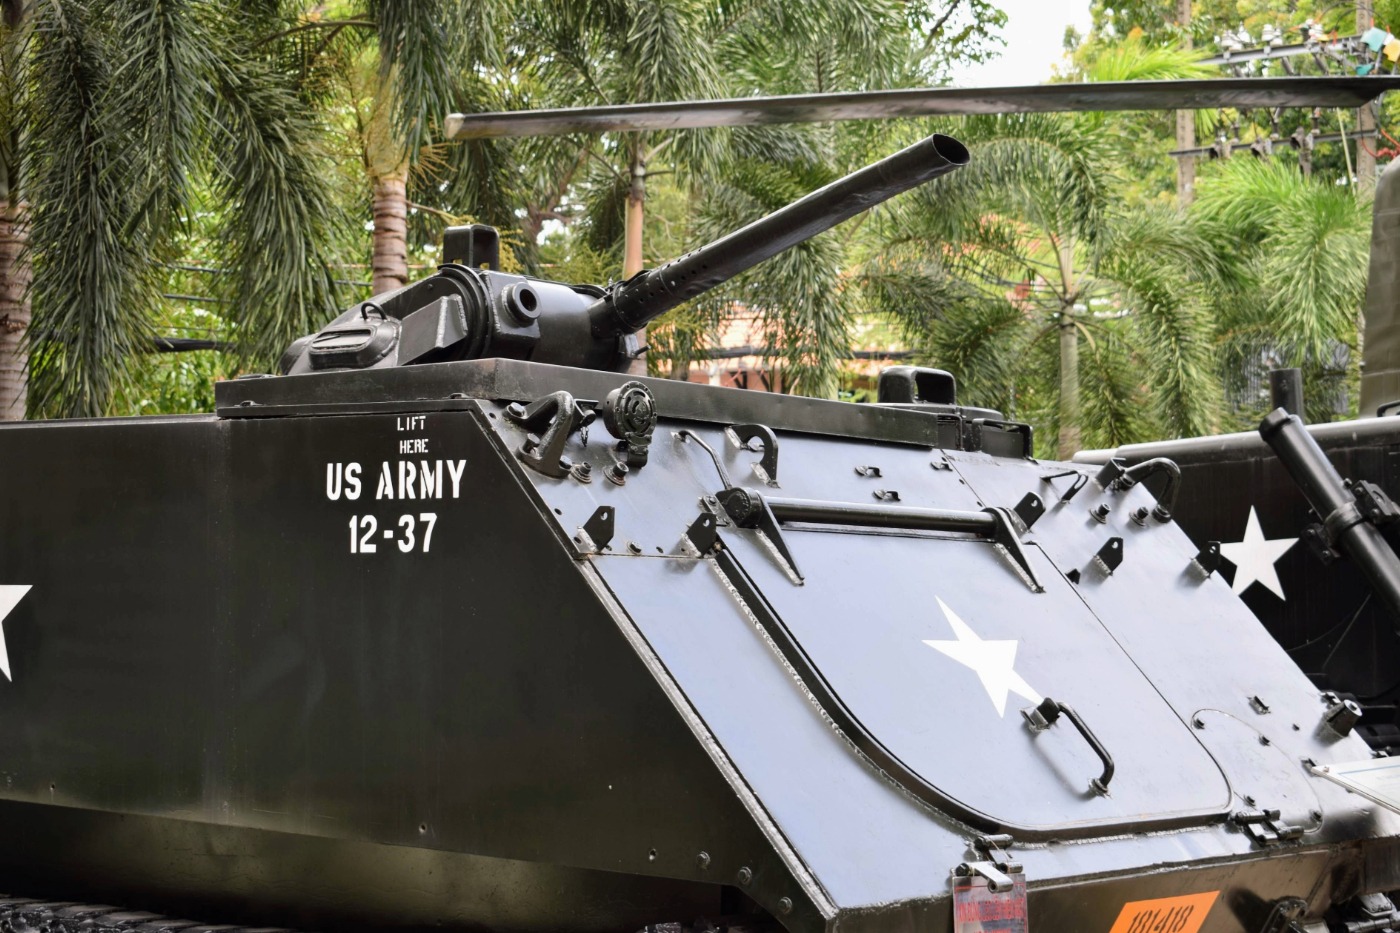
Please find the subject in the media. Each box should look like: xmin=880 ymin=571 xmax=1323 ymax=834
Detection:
xmin=737 ymin=866 xmax=753 ymax=886
xmin=779 ymin=898 xmax=793 ymax=915
xmin=696 ymin=851 xmax=711 ymax=870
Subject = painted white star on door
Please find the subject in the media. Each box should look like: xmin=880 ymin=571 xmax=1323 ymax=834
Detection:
xmin=923 ymin=596 xmax=1041 ymax=717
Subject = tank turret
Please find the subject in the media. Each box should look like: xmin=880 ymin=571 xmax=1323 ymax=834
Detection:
xmin=278 ymin=133 xmax=970 ymax=376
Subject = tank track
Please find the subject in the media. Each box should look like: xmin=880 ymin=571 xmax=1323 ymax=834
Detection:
xmin=0 ymin=900 xmax=779 ymax=933
xmin=0 ymin=898 xmax=295 ymax=933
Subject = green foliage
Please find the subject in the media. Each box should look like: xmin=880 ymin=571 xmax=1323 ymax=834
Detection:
xmin=114 ymin=305 xmax=230 ymax=415
xmin=524 ymin=0 xmax=1007 ymax=398
xmin=13 ymin=0 xmax=350 ymax=418
xmin=865 ymin=104 xmax=1223 ymax=455
xmin=1193 ymin=157 xmax=1369 ymax=425
xmin=690 ymin=157 xmax=852 ymax=397
xmin=370 ymin=0 xmax=491 ymax=155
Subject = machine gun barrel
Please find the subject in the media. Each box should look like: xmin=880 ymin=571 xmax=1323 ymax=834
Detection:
xmin=1260 ymin=407 xmax=1400 ymax=620
xmin=278 ymin=133 xmax=969 ymax=377
xmin=588 ymin=132 xmax=970 ymax=337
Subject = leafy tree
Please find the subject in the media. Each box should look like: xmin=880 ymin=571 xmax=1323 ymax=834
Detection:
xmin=846 ymin=43 xmax=1220 ymax=456
xmin=0 ymin=0 xmax=347 ymax=419
xmin=320 ymin=0 xmax=507 ymax=294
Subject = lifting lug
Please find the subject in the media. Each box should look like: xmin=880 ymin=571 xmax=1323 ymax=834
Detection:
xmin=506 ymin=391 xmax=595 ymax=479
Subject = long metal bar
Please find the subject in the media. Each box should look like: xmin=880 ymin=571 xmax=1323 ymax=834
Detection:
xmin=1259 ymin=408 xmax=1400 ymax=621
xmin=446 ymin=78 xmax=1400 ymax=140
xmin=763 ymin=496 xmax=996 ymax=534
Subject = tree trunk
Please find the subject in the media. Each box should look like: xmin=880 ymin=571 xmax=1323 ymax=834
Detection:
xmin=371 ymin=172 xmax=409 ymax=296
xmin=623 ymin=149 xmax=647 ymax=376
xmin=1058 ymin=315 xmax=1080 ymax=459
xmin=0 ymin=200 xmax=29 ymax=420
xmin=1174 ymin=0 xmax=1195 ymax=204
xmin=1358 ymin=0 xmax=1377 ymax=193
xmin=1056 ymin=237 xmax=1080 ymax=459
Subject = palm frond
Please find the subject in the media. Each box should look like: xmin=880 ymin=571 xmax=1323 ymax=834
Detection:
xmin=1195 ymin=158 xmax=1367 ymax=359
xmin=692 ymin=158 xmax=849 ymax=396
xmin=207 ymin=53 xmax=347 ymax=367
xmin=1076 ymin=321 xmax=1152 ymax=448
xmin=25 ymin=0 xmax=156 ymax=417
xmin=368 ymin=0 xmax=482 ymax=155
xmin=104 ymin=0 xmax=215 ymax=238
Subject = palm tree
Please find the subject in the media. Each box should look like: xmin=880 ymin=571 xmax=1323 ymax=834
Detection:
xmin=517 ymin=0 xmax=725 ymax=372
xmin=347 ymin=1 xmax=507 ymax=294
xmin=522 ymin=0 xmax=933 ymax=388
xmin=1192 ymin=156 xmax=1370 ymax=424
xmin=866 ymin=111 xmax=1222 ymax=457
xmin=852 ymin=41 xmax=1225 ymax=456
xmin=0 ymin=0 xmax=347 ymax=419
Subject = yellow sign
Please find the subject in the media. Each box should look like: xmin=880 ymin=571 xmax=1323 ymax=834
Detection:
xmin=1107 ymin=891 xmax=1219 ymax=933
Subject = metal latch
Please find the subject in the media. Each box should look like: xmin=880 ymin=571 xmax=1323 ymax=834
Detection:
xmin=954 ymin=835 xmax=1021 ymax=894
xmin=1231 ymin=808 xmax=1305 ymax=846
xmin=951 ymin=835 xmax=1029 ymax=933
xmin=1259 ymin=897 xmax=1310 ymax=933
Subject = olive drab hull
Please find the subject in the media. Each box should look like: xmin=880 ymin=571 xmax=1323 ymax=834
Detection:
xmin=0 ymin=359 xmax=1396 ymax=932
xmin=4 ymin=132 xmax=1400 ymax=933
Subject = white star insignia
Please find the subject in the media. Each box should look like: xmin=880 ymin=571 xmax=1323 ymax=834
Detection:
xmin=0 ymin=585 xmax=30 ymax=681
xmin=1220 ymin=507 xmax=1296 ymax=600
xmin=923 ymin=597 xmax=1041 ymax=717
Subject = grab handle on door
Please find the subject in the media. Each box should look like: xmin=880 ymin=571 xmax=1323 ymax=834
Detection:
xmin=1023 ymin=696 xmax=1115 ymax=795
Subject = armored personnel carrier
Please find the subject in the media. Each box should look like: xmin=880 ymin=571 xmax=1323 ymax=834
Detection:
xmin=1076 ymin=158 xmax=1400 ymax=761
xmin=1 ymin=132 xmax=1398 ymax=933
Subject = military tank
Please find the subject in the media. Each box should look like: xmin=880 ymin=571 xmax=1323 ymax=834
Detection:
xmin=1 ymin=130 xmax=1399 ymax=933
xmin=1075 ymin=157 xmax=1400 ymax=761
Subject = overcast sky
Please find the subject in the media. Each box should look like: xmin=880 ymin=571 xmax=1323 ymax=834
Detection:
xmin=947 ymin=0 xmax=1094 ymax=87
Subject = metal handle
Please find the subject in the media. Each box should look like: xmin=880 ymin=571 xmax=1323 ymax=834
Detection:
xmin=1024 ymin=697 xmax=1116 ymax=794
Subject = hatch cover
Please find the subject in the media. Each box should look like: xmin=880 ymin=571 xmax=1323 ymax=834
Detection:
xmin=713 ymin=529 xmax=1231 ymax=839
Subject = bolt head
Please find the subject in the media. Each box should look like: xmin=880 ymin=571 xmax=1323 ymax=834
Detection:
xmin=737 ymin=866 xmax=753 ymax=886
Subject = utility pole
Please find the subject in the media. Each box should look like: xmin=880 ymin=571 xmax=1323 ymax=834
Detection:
xmin=1176 ymin=0 xmax=1195 ymax=204
xmin=1358 ymin=0 xmax=1377 ymax=193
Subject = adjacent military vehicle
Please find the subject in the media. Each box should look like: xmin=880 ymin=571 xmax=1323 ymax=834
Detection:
xmin=1 ymin=131 xmax=1399 ymax=933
